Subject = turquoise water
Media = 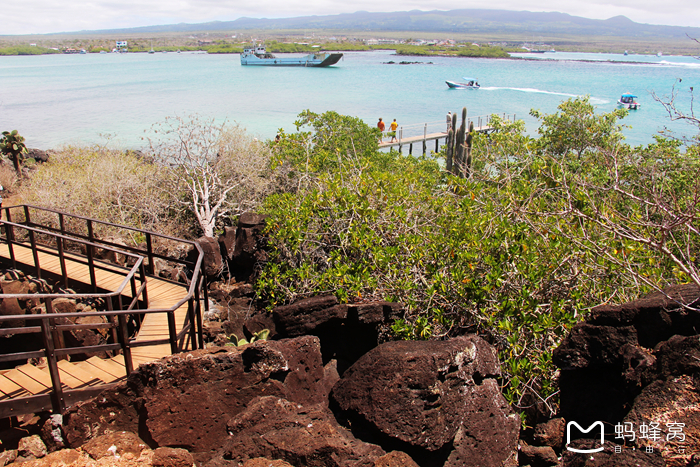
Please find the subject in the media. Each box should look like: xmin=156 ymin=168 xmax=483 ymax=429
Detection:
xmin=1 ymin=50 xmax=699 ymax=149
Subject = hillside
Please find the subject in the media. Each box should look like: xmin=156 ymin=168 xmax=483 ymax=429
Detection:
xmin=43 ymin=9 xmax=700 ymax=40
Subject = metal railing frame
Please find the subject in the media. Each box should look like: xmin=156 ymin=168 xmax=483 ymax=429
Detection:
xmin=0 ymin=206 xmax=208 ymax=417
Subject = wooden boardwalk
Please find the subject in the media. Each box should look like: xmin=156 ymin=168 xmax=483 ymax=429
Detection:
xmin=378 ymin=113 xmax=516 ymax=153
xmin=0 ymin=241 xmax=191 ymax=403
xmin=379 ymin=131 xmax=449 ymax=150
xmin=378 ymin=126 xmax=494 ymax=153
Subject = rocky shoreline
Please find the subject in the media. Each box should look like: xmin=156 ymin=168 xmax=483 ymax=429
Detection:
xmin=1 ymin=213 xmax=699 ymax=466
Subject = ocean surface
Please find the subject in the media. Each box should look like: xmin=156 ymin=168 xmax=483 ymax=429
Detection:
xmin=1 ymin=50 xmax=699 ymax=150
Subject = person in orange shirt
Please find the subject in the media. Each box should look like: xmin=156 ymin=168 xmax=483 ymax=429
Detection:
xmin=377 ymin=118 xmax=385 ymax=142
xmin=389 ymin=119 xmax=398 ymax=142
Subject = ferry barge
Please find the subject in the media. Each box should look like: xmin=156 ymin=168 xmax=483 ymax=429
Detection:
xmin=240 ymin=45 xmax=343 ymax=67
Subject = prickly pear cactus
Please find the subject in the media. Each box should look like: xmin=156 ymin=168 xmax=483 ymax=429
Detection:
xmin=0 ymin=130 xmax=28 ymax=173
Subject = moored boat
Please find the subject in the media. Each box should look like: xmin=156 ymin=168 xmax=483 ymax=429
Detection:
xmin=240 ymin=45 xmax=343 ymax=67
xmin=617 ymin=93 xmax=641 ymax=110
xmin=446 ymin=77 xmax=480 ymax=89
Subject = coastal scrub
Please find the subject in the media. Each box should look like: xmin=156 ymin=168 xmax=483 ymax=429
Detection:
xmin=257 ymin=104 xmax=700 ymax=416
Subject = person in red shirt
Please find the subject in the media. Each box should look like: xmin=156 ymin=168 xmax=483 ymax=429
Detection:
xmin=377 ymin=118 xmax=385 ymax=142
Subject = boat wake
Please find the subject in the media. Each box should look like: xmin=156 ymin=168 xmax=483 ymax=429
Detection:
xmin=480 ymin=87 xmax=609 ymax=104
xmin=657 ymin=60 xmax=700 ymax=69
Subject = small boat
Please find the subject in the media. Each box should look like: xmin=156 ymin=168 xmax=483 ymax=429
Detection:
xmin=446 ymin=77 xmax=480 ymax=89
xmin=240 ymin=44 xmax=343 ymax=67
xmin=617 ymin=93 xmax=641 ymax=110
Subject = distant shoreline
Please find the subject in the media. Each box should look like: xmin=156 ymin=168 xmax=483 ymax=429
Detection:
xmin=1 ymin=48 xmax=696 ymax=65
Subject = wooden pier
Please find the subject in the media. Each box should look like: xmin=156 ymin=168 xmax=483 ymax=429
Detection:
xmin=378 ymin=113 xmax=516 ymax=154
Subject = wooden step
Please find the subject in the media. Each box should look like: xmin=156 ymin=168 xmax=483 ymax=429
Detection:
xmin=84 ymin=356 xmax=126 ymax=381
xmin=74 ymin=360 xmax=119 ymax=384
xmin=0 ymin=374 xmax=27 ymax=399
xmin=3 ymin=367 xmax=49 ymax=395
xmin=57 ymin=360 xmax=101 ymax=387
xmin=16 ymin=364 xmax=55 ymax=390
xmin=0 ymin=238 xmax=195 ymax=412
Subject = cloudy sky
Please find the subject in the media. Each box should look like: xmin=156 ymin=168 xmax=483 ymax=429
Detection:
xmin=2 ymin=0 xmax=699 ymax=36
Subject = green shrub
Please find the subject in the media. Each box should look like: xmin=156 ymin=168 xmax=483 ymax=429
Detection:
xmin=256 ymin=105 xmax=699 ymax=419
xmin=0 ymin=45 xmax=61 ymax=56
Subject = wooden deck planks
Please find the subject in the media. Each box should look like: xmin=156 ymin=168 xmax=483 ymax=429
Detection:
xmin=378 ymin=126 xmax=494 ymax=150
xmin=74 ymin=361 xmax=121 ymax=384
xmin=0 ymin=375 xmax=26 ymax=399
xmin=84 ymin=356 xmax=126 ymax=380
xmin=16 ymin=365 xmax=55 ymax=390
xmin=3 ymin=368 xmax=49 ymax=395
xmin=0 ymin=238 xmax=194 ymax=405
xmin=57 ymin=360 xmax=101 ymax=387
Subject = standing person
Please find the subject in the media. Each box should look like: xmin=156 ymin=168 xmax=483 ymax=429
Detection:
xmin=390 ymin=119 xmax=398 ymax=143
xmin=377 ymin=118 xmax=385 ymax=142
xmin=446 ymin=111 xmax=452 ymax=132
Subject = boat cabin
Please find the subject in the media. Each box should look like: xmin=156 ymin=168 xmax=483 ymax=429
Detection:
xmin=463 ymin=77 xmax=479 ymax=87
xmin=620 ymin=94 xmax=637 ymax=104
xmin=243 ymin=45 xmax=275 ymax=59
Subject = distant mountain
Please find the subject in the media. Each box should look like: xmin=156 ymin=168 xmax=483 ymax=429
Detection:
xmin=58 ymin=9 xmax=700 ymax=39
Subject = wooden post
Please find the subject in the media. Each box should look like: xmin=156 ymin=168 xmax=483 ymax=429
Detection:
xmin=130 ymin=274 xmax=143 ymax=328
xmin=195 ymin=276 xmax=204 ymax=349
xmin=44 ymin=297 xmax=66 ymax=360
xmin=187 ymin=299 xmax=197 ymax=351
xmin=168 ymin=310 xmax=178 ymax=354
xmin=139 ymin=263 xmax=149 ymax=308
xmin=40 ymin=318 xmax=65 ymax=414
xmin=86 ymin=220 xmax=97 ymax=292
xmin=465 ymin=121 xmax=474 ymax=179
xmin=3 ymin=208 xmax=16 ymax=268
xmin=55 ymin=235 xmax=68 ymax=289
xmin=130 ymin=275 xmax=137 ymax=304
xmin=201 ymin=274 xmax=209 ymax=312
xmin=117 ymin=314 xmax=133 ymax=375
xmin=106 ymin=297 xmax=119 ymax=351
xmin=146 ymin=233 xmax=155 ymax=275
xmin=25 ymin=207 xmax=41 ymax=279
xmin=58 ymin=213 xmax=67 ymax=253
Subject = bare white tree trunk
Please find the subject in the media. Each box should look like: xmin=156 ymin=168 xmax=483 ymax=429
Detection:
xmin=148 ymin=115 xmax=274 ymax=238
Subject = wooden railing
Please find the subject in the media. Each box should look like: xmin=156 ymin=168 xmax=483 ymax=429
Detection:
xmin=0 ymin=206 xmax=207 ymax=416
xmin=380 ymin=113 xmax=517 ymax=154
xmin=394 ymin=113 xmax=515 ymax=142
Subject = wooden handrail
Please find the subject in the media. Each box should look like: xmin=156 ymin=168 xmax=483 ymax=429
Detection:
xmin=0 ymin=205 xmax=207 ymax=416
xmin=2 ymin=204 xmax=207 ymax=310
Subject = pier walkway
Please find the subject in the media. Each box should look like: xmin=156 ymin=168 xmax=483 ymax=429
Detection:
xmin=378 ymin=113 xmax=516 ymax=154
xmin=0 ymin=206 xmax=207 ymax=418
